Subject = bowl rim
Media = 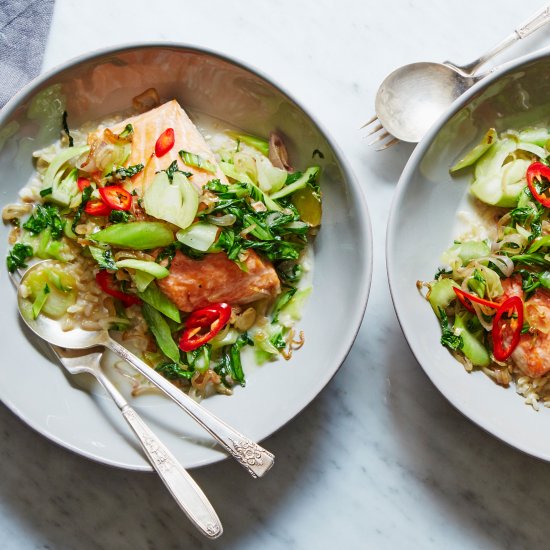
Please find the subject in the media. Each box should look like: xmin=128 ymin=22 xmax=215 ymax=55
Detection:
xmin=0 ymin=42 xmax=374 ymax=471
xmin=387 ymin=45 xmax=550 ymax=461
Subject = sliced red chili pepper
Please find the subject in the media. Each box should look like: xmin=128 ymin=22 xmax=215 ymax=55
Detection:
xmin=492 ymin=295 xmax=524 ymax=362
xmin=453 ymin=287 xmax=500 ymax=313
xmin=95 ymin=270 xmax=141 ymax=307
xmin=526 ymin=162 xmax=550 ymax=208
xmin=77 ymin=177 xmax=91 ymax=191
xmin=84 ymin=199 xmax=111 ymax=216
xmin=179 ymin=303 xmax=232 ymax=352
xmin=155 ymin=128 xmax=175 ymax=158
xmin=99 ymin=185 xmax=132 ymax=211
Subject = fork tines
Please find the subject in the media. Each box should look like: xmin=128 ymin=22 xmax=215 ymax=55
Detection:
xmin=361 ymin=115 xmax=399 ymax=151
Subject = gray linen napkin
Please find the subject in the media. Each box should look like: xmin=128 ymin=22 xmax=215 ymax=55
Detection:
xmin=0 ymin=0 xmax=55 ymax=108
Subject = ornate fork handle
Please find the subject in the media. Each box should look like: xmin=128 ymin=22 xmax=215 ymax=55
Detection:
xmin=120 ymin=406 xmax=222 ymax=538
xmin=107 ymin=339 xmax=275 ymax=478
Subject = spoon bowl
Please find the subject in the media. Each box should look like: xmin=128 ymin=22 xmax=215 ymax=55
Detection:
xmin=375 ymin=62 xmax=476 ymax=143
xmin=18 ymin=262 xmax=107 ymax=349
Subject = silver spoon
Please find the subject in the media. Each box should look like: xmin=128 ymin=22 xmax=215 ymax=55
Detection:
xmin=17 ymin=260 xmax=274 ymax=478
xmin=374 ymin=4 xmax=550 ymax=143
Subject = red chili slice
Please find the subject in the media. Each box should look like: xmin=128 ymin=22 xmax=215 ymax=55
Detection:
xmin=95 ymin=270 xmax=141 ymax=307
xmin=492 ymin=296 xmax=524 ymax=362
xmin=77 ymin=177 xmax=91 ymax=191
xmin=85 ymin=199 xmax=111 ymax=216
xmin=155 ymin=128 xmax=175 ymax=158
xmin=179 ymin=303 xmax=232 ymax=352
xmin=453 ymin=287 xmax=500 ymax=313
xmin=99 ymin=185 xmax=132 ymax=211
xmin=526 ymin=162 xmax=550 ymax=208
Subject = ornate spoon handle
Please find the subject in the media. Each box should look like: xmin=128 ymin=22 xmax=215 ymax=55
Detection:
xmin=448 ymin=4 xmax=550 ymax=76
xmin=107 ymin=338 xmax=275 ymax=478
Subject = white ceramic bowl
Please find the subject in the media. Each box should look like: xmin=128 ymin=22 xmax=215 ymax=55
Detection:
xmin=0 ymin=44 xmax=372 ymax=470
xmin=387 ymin=48 xmax=550 ymax=460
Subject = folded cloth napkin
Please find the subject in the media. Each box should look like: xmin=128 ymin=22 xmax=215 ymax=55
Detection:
xmin=0 ymin=0 xmax=55 ymax=108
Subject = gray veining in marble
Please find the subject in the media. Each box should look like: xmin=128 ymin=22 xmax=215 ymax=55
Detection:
xmin=3 ymin=0 xmax=550 ymax=548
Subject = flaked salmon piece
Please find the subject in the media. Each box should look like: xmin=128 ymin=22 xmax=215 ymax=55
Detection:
xmin=501 ymin=277 xmax=550 ymax=377
xmin=157 ymin=250 xmax=281 ymax=312
xmin=98 ymin=99 xmax=228 ymax=194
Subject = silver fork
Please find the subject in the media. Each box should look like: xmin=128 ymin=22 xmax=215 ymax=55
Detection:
xmin=9 ymin=270 xmax=223 ymax=540
xmin=361 ymin=115 xmax=399 ymax=151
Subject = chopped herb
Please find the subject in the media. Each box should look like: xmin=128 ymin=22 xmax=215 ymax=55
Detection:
xmin=106 ymin=163 xmax=144 ymax=180
xmin=23 ymin=204 xmax=64 ymax=239
xmin=119 ymin=124 xmax=133 ymax=139
xmin=312 ymin=149 xmax=324 ymax=159
xmin=62 ymin=110 xmax=73 ymax=147
xmin=72 ymin=185 xmax=93 ymax=233
xmin=6 ymin=243 xmax=33 ymax=273
xmin=438 ymin=307 xmax=463 ymax=351
xmin=160 ymin=160 xmax=192 ymax=183
xmin=40 ymin=187 xmax=53 ymax=197
xmin=108 ymin=210 xmax=131 ymax=224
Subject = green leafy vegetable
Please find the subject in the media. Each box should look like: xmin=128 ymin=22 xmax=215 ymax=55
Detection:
xmin=270 ymin=166 xmax=320 ymax=200
xmin=227 ymin=132 xmax=269 ymax=156
xmin=186 ymin=344 xmax=212 ymax=373
xmin=91 ymin=221 xmax=175 ymax=250
xmin=6 ymin=243 xmax=33 ymax=273
xmin=271 ymin=288 xmax=297 ymax=322
xmin=106 ymin=163 xmax=144 ymax=180
xmin=142 ymin=303 xmax=180 ymax=363
xmin=23 ymin=204 xmax=65 ymax=239
xmin=179 ymin=150 xmax=217 ymax=173
xmin=161 ymin=160 xmax=192 ymax=183
xmin=138 ymin=281 xmax=181 ymax=323
xmin=89 ymin=246 xmax=117 ymax=270
xmin=108 ymin=210 xmax=131 ymax=224
xmin=40 ymin=187 xmax=53 ymax=197
xmin=228 ymin=333 xmax=252 ymax=385
xmin=438 ymin=308 xmax=463 ymax=351
xmin=156 ymin=362 xmax=194 ymax=380
xmin=32 ymin=283 xmax=50 ymax=319
xmin=72 ymin=185 xmax=93 ymax=233
xmin=115 ymin=258 xmax=169 ymax=279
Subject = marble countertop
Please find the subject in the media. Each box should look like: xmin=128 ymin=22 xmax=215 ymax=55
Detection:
xmin=3 ymin=0 xmax=550 ymax=548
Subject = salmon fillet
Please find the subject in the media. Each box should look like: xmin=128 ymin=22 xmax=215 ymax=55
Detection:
xmin=158 ymin=250 xmax=280 ymax=312
xmin=103 ymin=99 xmax=228 ymax=193
xmin=102 ymin=99 xmax=281 ymax=311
